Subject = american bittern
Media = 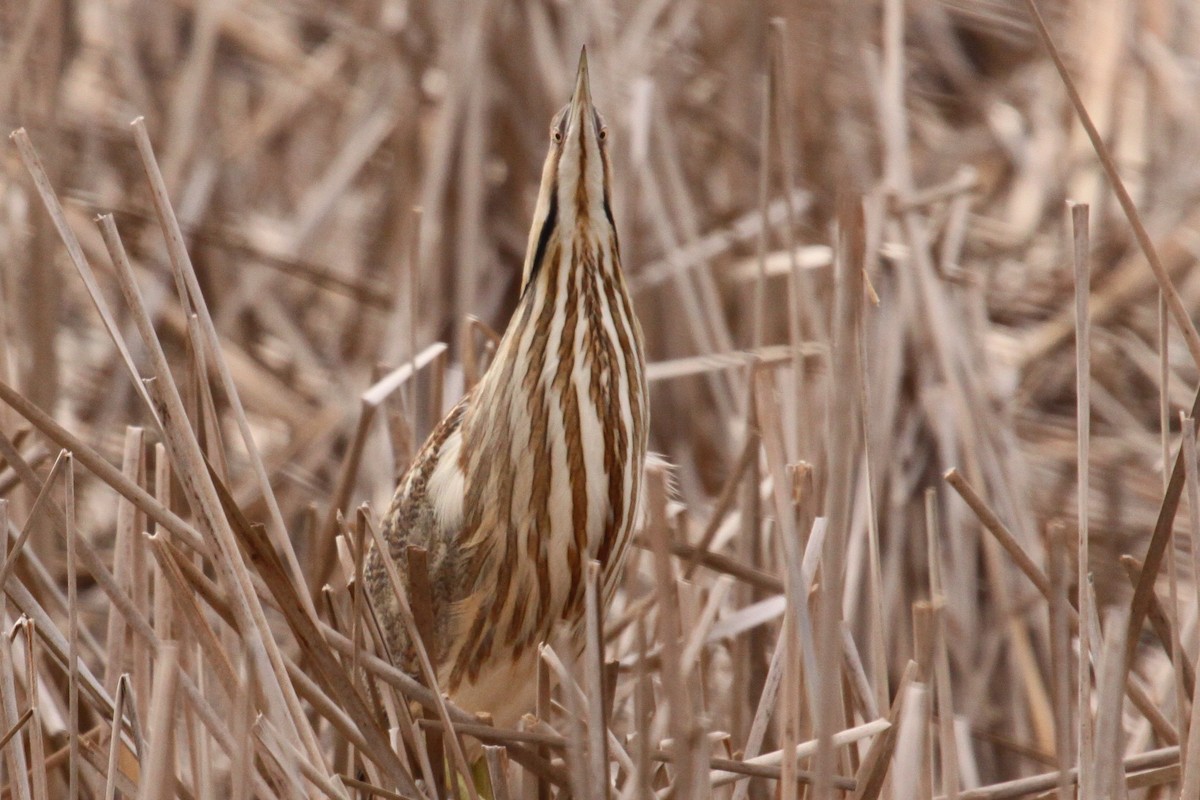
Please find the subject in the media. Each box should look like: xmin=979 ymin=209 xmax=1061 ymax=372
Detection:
xmin=365 ymin=48 xmax=647 ymax=731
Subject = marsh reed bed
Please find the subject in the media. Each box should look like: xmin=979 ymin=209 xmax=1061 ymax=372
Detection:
xmin=2 ymin=0 xmax=1200 ymax=797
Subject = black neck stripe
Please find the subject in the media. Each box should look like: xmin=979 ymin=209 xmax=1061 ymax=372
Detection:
xmin=527 ymin=190 xmax=558 ymax=289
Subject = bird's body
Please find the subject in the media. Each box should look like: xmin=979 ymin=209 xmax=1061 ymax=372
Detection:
xmin=365 ymin=50 xmax=647 ymax=730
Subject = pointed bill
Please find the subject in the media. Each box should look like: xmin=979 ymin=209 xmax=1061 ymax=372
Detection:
xmin=569 ymin=47 xmax=593 ymax=120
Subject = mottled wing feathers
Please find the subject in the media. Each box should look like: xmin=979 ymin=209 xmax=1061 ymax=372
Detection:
xmin=365 ymin=397 xmax=470 ymax=673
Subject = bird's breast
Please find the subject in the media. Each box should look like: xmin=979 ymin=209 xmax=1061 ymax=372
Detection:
xmin=446 ymin=251 xmax=646 ymax=686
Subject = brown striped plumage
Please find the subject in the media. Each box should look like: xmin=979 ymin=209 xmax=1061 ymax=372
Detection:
xmin=364 ymin=49 xmax=647 ymax=729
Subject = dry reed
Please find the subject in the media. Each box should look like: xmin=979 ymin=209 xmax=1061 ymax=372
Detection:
xmin=1 ymin=0 xmax=1199 ymax=798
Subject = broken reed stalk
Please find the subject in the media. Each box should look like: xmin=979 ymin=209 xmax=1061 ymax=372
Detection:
xmin=1090 ymin=607 xmax=1128 ymax=799
xmin=0 ymin=499 xmax=33 ymax=800
xmin=1046 ymin=522 xmax=1072 ymax=800
xmin=1178 ymin=417 xmax=1200 ymax=796
xmin=924 ymin=493 xmax=959 ymax=800
xmin=751 ymin=368 xmax=805 ymax=800
xmin=812 ymin=192 xmax=865 ymax=800
xmin=1070 ymin=200 xmax=1093 ymax=796
xmin=139 ymin=643 xmax=179 ymax=800
xmin=583 ymin=562 xmax=609 ymax=797
xmin=65 ymin=454 xmax=79 ymax=800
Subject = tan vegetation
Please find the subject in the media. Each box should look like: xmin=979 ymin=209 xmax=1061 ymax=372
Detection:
xmin=1 ymin=0 xmax=1198 ymax=797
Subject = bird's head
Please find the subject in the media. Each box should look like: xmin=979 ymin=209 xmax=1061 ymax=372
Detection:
xmin=521 ymin=47 xmax=617 ymax=291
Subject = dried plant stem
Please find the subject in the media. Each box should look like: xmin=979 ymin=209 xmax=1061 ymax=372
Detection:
xmin=8 ymin=130 xmax=160 ymax=423
xmin=65 ymin=454 xmax=79 ymax=800
xmin=1179 ymin=416 xmax=1200 ymax=797
xmin=129 ymin=118 xmax=308 ymax=608
xmin=140 ymin=643 xmax=179 ymax=800
xmin=812 ymin=193 xmax=864 ymax=799
xmin=1021 ymin=0 xmax=1200 ymax=371
xmin=1070 ymin=201 xmax=1093 ymax=795
xmin=94 ymin=213 xmax=326 ymax=773
xmin=940 ymin=746 xmax=1179 ymax=800
xmin=0 ymin=498 xmax=32 ymax=800
xmin=945 ymin=467 xmax=1177 ymax=743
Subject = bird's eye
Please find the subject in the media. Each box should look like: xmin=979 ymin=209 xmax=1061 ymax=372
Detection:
xmin=552 ymin=128 xmax=563 ymax=144
xmin=598 ymin=127 xmax=608 ymax=142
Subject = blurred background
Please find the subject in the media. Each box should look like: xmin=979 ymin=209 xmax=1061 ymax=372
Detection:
xmin=4 ymin=0 xmax=1200 ymax=792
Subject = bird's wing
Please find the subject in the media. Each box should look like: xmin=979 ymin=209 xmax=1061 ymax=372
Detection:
xmin=366 ymin=397 xmax=470 ymax=669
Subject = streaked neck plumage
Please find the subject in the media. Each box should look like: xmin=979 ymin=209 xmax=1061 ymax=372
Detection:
xmin=447 ymin=50 xmax=647 ymax=688
xmin=521 ymin=50 xmax=616 ymax=293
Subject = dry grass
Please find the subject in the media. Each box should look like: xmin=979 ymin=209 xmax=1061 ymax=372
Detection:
xmin=2 ymin=0 xmax=1200 ymax=797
